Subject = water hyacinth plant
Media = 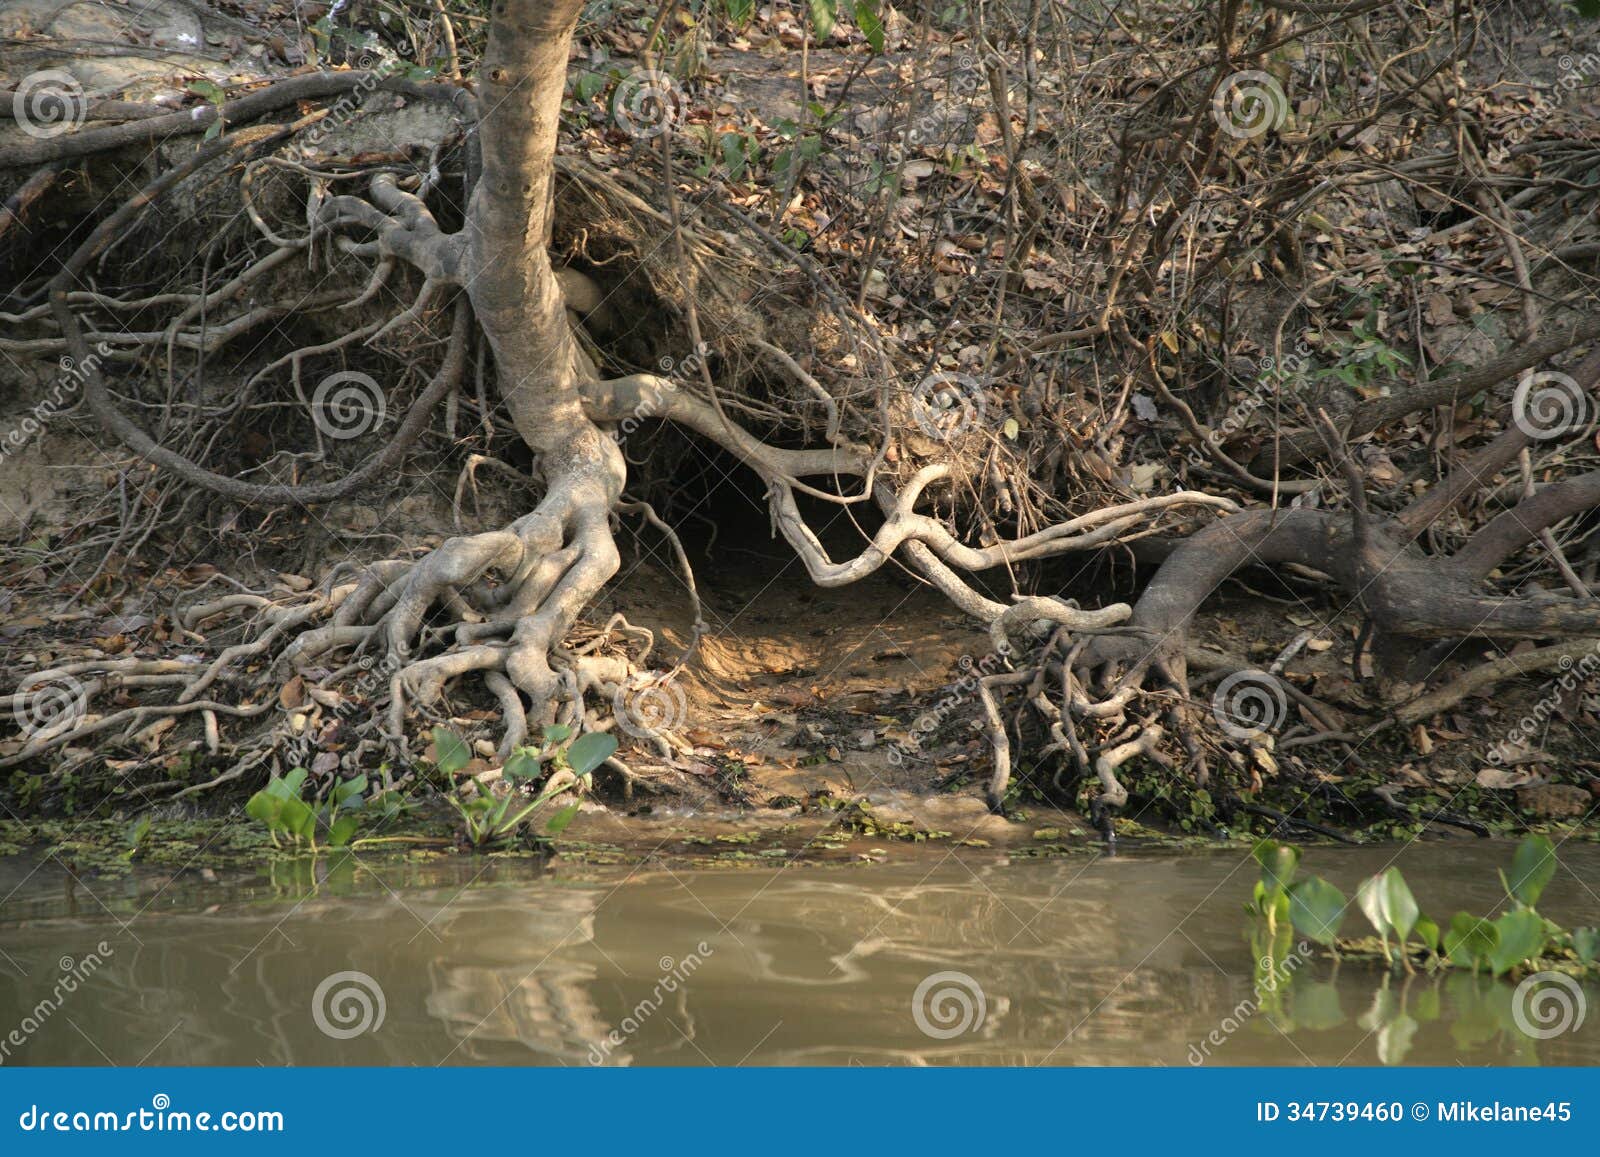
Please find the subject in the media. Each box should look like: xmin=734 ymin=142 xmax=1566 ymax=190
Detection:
xmin=1246 ymin=835 xmax=1598 ymax=979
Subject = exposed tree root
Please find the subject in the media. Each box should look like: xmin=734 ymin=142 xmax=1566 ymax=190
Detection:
xmin=7 ymin=0 xmax=1600 ymax=840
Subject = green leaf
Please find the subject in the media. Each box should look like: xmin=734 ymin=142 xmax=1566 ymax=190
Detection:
xmin=280 ymin=797 xmax=316 ymax=843
xmin=1414 ymin=915 xmax=1442 ymax=957
xmin=807 ymin=0 xmax=837 ymax=38
xmin=187 ymin=80 xmax=225 ymax=106
xmin=1253 ymin=840 xmax=1299 ymax=895
xmin=724 ymin=0 xmax=755 ymax=23
xmin=332 ymin=774 xmax=367 ymax=808
xmin=542 ymin=724 xmax=573 ymax=744
xmin=1381 ymin=868 xmax=1419 ymax=944
xmin=1489 ymin=909 xmax=1547 ymax=977
xmin=1445 ymin=912 xmax=1498 ymax=970
xmin=328 ymin=814 xmax=360 ymax=847
xmin=265 ymin=769 xmax=307 ymax=802
xmin=565 ymin=732 xmax=618 ymax=777
xmin=502 ymin=748 xmax=542 ymax=783
xmin=1356 ymin=874 xmax=1390 ymax=938
xmin=126 ymin=816 xmax=151 ymax=847
xmin=544 ymin=801 xmax=583 ymax=837
xmin=1506 ymin=835 xmax=1557 ymax=908
xmin=1574 ymin=928 xmax=1600 ymax=966
xmin=246 ymin=791 xmax=285 ymax=829
xmin=1287 ymin=877 xmax=1346 ymax=946
xmin=853 ymin=0 xmax=884 ymax=52
xmin=431 ymin=727 xmax=472 ymax=775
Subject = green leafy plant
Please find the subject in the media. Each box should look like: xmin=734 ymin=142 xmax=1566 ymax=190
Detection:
xmin=124 ymin=816 xmax=152 ymax=862
xmin=186 ymin=80 xmax=227 ymax=141
xmin=1312 ymin=310 xmax=1411 ymax=396
xmin=245 ymin=767 xmax=394 ymax=851
xmin=435 ymin=725 xmax=616 ymax=850
xmin=1355 ymin=868 xmax=1420 ymax=972
xmin=1247 ymin=835 xmax=1593 ymax=980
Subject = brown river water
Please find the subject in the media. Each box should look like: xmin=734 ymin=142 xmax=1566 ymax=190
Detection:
xmin=0 ymin=840 xmax=1596 ymax=1066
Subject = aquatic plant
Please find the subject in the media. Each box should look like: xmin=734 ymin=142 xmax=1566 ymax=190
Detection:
xmin=245 ymin=767 xmax=400 ymax=851
xmin=1246 ymin=835 xmax=1598 ymax=979
xmin=434 ymin=725 xmax=616 ymax=850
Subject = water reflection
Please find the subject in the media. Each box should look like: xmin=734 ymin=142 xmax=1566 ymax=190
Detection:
xmin=0 ymin=844 xmax=1595 ymax=1066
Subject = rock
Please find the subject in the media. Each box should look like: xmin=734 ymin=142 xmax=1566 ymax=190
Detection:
xmin=1515 ymin=784 xmax=1591 ymax=819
